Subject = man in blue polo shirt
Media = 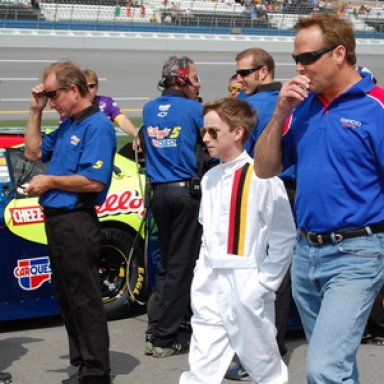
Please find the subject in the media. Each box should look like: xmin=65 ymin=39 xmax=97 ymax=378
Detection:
xmin=25 ymin=61 xmax=116 ymax=384
xmin=141 ymin=55 xmax=204 ymax=358
xmin=255 ymin=13 xmax=384 ymax=384
xmin=235 ymin=47 xmax=282 ymax=158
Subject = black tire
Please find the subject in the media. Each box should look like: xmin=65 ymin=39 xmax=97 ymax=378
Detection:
xmin=98 ymin=226 xmax=146 ymax=320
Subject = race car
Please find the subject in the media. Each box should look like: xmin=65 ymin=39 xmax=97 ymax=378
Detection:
xmin=0 ymin=131 xmax=148 ymax=322
xmin=0 ymin=130 xmax=301 ymax=331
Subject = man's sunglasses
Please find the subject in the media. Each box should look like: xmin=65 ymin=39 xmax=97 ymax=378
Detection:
xmin=228 ymin=85 xmax=242 ymax=93
xmin=43 ymin=87 xmax=67 ymax=99
xmin=235 ymin=65 xmax=263 ymax=78
xmin=292 ymin=46 xmax=336 ymax=65
xmin=87 ymin=83 xmax=97 ymax=89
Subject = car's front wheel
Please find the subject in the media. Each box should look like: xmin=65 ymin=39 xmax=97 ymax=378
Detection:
xmin=98 ymin=226 xmax=146 ymax=320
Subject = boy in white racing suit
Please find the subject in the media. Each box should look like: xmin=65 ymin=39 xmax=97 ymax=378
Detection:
xmin=179 ymin=97 xmax=296 ymax=384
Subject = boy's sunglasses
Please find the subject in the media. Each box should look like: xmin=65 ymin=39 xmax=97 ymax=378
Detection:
xmin=235 ymin=65 xmax=263 ymax=78
xmin=43 ymin=87 xmax=67 ymax=100
xmin=292 ymin=46 xmax=336 ymax=65
xmin=200 ymin=127 xmax=219 ymax=140
xmin=228 ymin=86 xmax=242 ymax=93
xmin=200 ymin=127 xmax=234 ymax=140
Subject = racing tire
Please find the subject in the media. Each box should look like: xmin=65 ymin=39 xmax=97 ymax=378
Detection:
xmin=99 ymin=227 xmax=146 ymax=320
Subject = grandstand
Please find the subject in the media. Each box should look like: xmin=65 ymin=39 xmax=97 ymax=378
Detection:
xmin=0 ymin=0 xmax=383 ymax=34
xmin=0 ymin=0 xmax=42 ymax=20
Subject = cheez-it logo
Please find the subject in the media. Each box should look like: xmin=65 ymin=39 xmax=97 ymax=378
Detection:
xmin=9 ymin=206 xmax=45 ymax=225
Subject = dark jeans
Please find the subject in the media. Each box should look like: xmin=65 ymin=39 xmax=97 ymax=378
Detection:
xmin=148 ymin=186 xmax=202 ymax=348
xmin=365 ymin=285 xmax=384 ymax=337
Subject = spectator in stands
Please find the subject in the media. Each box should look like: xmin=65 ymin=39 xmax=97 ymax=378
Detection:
xmin=227 ymin=74 xmax=242 ymax=98
xmin=127 ymin=4 xmax=132 ymax=17
xmin=337 ymin=2 xmax=347 ymax=15
xmin=140 ymin=3 xmax=146 ymax=17
xmin=84 ymin=68 xmax=138 ymax=139
xmin=359 ymin=2 xmax=371 ymax=14
xmin=31 ymin=0 xmax=39 ymax=10
xmin=170 ymin=2 xmax=178 ymax=23
xmin=115 ymin=2 xmax=121 ymax=17
xmin=150 ymin=11 xmax=158 ymax=23
xmin=254 ymin=13 xmax=384 ymax=383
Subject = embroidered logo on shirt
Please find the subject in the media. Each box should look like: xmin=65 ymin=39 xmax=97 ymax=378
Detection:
xmin=70 ymin=135 xmax=80 ymax=145
xmin=340 ymin=117 xmax=362 ymax=129
xmin=93 ymin=160 xmax=104 ymax=169
xmin=157 ymin=104 xmax=171 ymax=118
xmin=147 ymin=126 xmax=181 ymax=148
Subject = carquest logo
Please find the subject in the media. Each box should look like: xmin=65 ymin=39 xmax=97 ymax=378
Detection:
xmin=13 ymin=257 xmax=52 ymax=290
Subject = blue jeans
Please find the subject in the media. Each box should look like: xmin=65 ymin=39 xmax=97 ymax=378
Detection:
xmin=292 ymin=233 xmax=384 ymax=384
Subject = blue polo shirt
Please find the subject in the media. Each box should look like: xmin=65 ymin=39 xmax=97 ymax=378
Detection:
xmin=282 ymin=73 xmax=384 ymax=232
xmin=40 ymin=106 xmax=116 ymax=209
xmin=242 ymin=82 xmax=281 ymax=157
xmin=142 ymin=91 xmax=203 ymax=183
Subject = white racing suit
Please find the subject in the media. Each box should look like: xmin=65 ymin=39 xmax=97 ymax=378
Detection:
xmin=179 ymin=152 xmax=296 ymax=384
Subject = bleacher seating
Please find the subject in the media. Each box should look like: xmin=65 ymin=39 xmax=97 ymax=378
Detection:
xmin=40 ymin=3 xmax=149 ymax=23
xmin=0 ymin=0 xmax=382 ymax=33
xmin=0 ymin=3 xmax=43 ymax=20
xmin=173 ymin=10 xmax=271 ymax=28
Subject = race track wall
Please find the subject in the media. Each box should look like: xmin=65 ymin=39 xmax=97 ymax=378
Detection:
xmin=0 ymin=28 xmax=383 ymax=54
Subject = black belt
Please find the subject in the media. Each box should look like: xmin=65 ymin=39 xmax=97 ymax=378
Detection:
xmin=299 ymin=222 xmax=384 ymax=245
xmin=152 ymin=180 xmax=190 ymax=189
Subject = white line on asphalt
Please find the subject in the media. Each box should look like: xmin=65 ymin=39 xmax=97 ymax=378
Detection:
xmin=195 ymin=62 xmax=294 ymax=66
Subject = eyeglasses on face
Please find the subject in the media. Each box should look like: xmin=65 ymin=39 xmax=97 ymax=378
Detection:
xmin=200 ymin=127 xmax=234 ymax=140
xmin=200 ymin=127 xmax=219 ymax=140
xmin=235 ymin=65 xmax=263 ymax=78
xmin=228 ymin=85 xmax=242 ymax=93
xmin=43 ymin=87 xmax=67 ymax=100
xmin=87 ymin=83 xmax=97 ymax=89
xmin=292 ymin=46 xmax=336 ymax=65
